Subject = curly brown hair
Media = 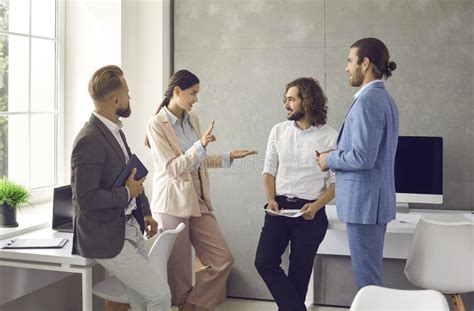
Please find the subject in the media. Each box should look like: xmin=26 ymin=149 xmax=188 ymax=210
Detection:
xmin=285 ymin=77 xmax=327 ymax=126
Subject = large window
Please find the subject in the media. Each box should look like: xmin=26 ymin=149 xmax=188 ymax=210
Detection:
xmin=0 ymin=0 xmax=59 ymax=195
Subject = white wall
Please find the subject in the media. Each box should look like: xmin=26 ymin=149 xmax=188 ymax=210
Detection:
xmin=63 ymin=0 xmax=171 ymax=199
xmin=121 ymin=0 xmax=172 ymax=195
xmin=1 ymin=1 xmax=122 ymax=309
xmin=1 ymin=1 xmax=170 ymax=309
xmin=63 ymin=0 xmax=122 ymax=182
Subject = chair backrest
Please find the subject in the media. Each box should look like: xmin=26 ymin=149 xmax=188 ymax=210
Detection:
xmin=404 ymin=218 xmax=474 ymax=294
xmin=148 ymin=223 xmax=185 ymax=281
xmin=350 ymin=285 xmax=450 ymax=311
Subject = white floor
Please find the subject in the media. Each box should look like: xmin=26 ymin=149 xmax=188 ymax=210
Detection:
xmin=215 ymin=298 xmax=348 ymax=311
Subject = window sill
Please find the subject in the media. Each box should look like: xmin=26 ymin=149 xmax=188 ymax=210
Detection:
xmin=0 ymin=202 xmax=52 ymax=240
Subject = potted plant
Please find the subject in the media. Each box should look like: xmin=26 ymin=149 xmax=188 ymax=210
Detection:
xmin=0 ymin=178 xmax=30 ymax=227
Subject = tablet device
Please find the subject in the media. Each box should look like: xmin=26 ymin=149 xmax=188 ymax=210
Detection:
xmin=2 ymin=238 xmax=68 ymax=249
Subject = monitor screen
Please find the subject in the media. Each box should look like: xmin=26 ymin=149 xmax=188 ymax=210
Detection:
xmin=395 ymin=136 xmax=443 ymax=204
xmin=52 ymin=185 xmax=73 ymax=228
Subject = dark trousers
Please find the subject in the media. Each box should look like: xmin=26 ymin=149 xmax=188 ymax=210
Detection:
xmin=254 ymin=196 xmax=328 ymax=311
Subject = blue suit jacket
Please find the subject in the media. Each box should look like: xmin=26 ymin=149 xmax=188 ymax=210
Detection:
xmin=327 ymin=81 xmax=399 ymax=224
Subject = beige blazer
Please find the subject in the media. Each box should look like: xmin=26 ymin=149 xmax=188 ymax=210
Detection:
xmin=146 ymin=109 xmax=225 ymax=218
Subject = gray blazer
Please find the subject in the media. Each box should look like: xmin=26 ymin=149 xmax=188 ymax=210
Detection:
xmin=327 ymin=81 xmax=399 ymax=224
xmin=71 ymin=114 xmax=151 ymax=259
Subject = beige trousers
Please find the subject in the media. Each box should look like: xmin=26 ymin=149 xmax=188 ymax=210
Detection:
xmin=157 ymin=171 xmax=233 ymax=310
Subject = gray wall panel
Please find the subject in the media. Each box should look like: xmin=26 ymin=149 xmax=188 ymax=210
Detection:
xmin=174 ymin=0 xmax=474 ymax=305
xmin=174 ymin=48 xmax=326 ymax=153
xmin=384 ymin=44 xmax=474 ymax=209
xmin=444 ymin=180 xmax=474 ymax=210
xmin=175 ymin=0 xmax=325 ymax=51
xmin=326 ymin=0 xmax=474 ymax=46
xmin=174 ymin=45 xmax=328 ymax=300
xmin=209 ymin=173 xmax=271 ymax=299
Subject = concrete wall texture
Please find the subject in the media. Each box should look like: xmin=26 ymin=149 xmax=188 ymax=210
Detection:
xmin=173 ymin=0 xmax=474 ymax=305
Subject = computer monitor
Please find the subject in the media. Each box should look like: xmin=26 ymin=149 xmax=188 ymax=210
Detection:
xmin=395 ymin=136 xmax=443 ymax=209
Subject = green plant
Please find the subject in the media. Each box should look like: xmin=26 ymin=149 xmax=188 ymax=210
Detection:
xmin=0 ymin=178 xmax=30 ymax=208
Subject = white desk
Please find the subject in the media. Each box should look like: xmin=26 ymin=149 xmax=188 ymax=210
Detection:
xmin=304 ymin=205 xmax=471 ymax=307
xmin=318 ymin=205 xmax=470 ymax=259
xmin=0 ymin=228 xmax=95 ymax=311
xmin=0 ymin=203 xmax=51 ymax=240
xmin=2 ymin=205 xmax=470 ymax=309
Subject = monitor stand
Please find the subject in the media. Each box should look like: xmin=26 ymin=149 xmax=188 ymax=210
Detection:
xmin=396 ymin=202 xmax=409 ymax=214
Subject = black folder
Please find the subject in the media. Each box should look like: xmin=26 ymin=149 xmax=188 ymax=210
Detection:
xmin=113 ymin=154 xmax=148 ymax=187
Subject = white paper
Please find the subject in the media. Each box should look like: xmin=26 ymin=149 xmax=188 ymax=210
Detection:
xmin=395 ymin=213 xmax=423 ymax=224
xmin=463 ymin=213 xmax=474 ymax=222
xmin=265 ymin=209 xmax=303 ymax=218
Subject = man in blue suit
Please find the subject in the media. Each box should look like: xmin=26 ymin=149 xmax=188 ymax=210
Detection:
xmin=317 ymin=38 xmax=399 ymax=289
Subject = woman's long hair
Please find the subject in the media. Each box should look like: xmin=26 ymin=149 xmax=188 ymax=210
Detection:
xmin=145 ymin=70 xmax=200 ymax=148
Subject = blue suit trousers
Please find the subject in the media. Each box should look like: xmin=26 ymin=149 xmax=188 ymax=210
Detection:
xmin=346 ymin=223 xmax=387 ymax=289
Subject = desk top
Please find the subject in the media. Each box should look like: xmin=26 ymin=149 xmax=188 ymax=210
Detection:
xmin=0 ymin=228 xmax=94 ymax=267
xmin=326 ymin=204 xmax=470 ymax=233
xmin=1 ymin=205 xmax=470 ymax=264
xmin=319 ymin=205 xmax=471 ymax=259
xmin=0 ymin=203 xmax=51 ymax=240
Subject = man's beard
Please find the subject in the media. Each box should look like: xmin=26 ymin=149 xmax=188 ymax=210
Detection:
xmin=117 ymin=105 xmax=131 ymax=118
xmin=349 ymin=67 xmax=364 ymax=87
xmin=287 ymin=110 xmax=305 ymax=121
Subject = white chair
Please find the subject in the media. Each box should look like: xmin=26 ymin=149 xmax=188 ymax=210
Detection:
xmin=350 ymin=285 xmax=449 ymax=311
xmin=93 ymin=223 xmax=186 ymax=304
xmin=404 ymin=218 xmax=474 ymax=311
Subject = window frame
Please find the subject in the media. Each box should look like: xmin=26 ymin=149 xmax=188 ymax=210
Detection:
xmin=0 ymin=0 xmax=64 ymax=204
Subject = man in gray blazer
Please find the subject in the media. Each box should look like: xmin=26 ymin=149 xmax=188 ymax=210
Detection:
xmin=317 ymin=38 xmax=399 ymax=289
xmin=71 ymin=65 xmax=171 ymax=310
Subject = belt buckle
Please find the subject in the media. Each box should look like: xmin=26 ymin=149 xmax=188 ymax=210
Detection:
xmin=286 ymin=197 xmax=298 ymax=202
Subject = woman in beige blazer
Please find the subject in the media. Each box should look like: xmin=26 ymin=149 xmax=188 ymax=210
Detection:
xmin=145 ymin=70 xmax=256 ymax=311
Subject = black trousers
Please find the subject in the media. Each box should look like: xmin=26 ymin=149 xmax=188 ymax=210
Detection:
xmin=254 ymin=196 xmax=328 ymax=311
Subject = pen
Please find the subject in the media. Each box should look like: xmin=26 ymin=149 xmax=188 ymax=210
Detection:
xmin=3 ymin=239 xmax=16 ymax=248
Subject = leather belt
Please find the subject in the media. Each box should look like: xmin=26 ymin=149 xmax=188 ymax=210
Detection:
xmin=276 ymin=195 xmax=315 ymax=204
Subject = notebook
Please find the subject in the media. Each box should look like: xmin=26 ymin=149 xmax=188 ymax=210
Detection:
xmin=113 ymin=154 xmax=148 ymax=187
xmin=52 ymin=185 xmax=74 ymax=233
xmin=2 ymin=238 xmax=68 ymax=249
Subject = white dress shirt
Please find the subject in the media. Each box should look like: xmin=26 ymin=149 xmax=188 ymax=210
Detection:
xmin=92 ymin=112 xmax=136 ymax=215
xmin=262 ymin=121 xmax=338 ymax=201
xmin=353 ymin=79 xmax=383 ymax=100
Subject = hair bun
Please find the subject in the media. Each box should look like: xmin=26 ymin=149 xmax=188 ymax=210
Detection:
xmin=388 ymin=61 xmax=397 ymax=71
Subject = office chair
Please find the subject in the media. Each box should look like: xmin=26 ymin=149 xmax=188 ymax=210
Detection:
xmin=404 ymin=218 xmax=474 ymax=311
xmin=350 ymin=285 xmax=449 ymax=310
xmin=93 ymin=223 xmax=186 ymax=307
